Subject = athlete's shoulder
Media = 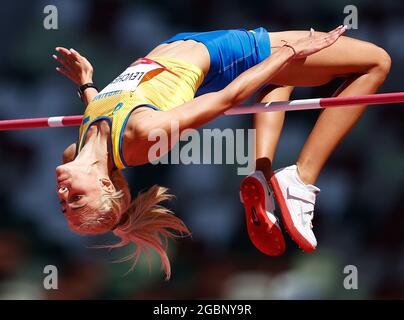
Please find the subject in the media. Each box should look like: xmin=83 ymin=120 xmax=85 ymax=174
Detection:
xmin=123 ymin=106 xmax=157 ymax=142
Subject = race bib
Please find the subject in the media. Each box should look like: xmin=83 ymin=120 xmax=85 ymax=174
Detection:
xmin=96 ymin=60 xmax=164 ymax=96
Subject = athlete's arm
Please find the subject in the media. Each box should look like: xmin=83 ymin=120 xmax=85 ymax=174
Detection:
xmin=53 ymin=47 xmax=97 ymax=105
xmin=134 ymin=26 xmax=346 ymax=137
xmin=135 ymin=45 xmax=295 ymax=136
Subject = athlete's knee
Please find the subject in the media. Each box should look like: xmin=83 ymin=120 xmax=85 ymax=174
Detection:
xmin=257 ymin=85 xmax=294 ymax=102
xmin=372 ymin=46 xmax=392 ymax=78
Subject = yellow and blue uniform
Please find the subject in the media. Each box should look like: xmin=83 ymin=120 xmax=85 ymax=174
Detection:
xmin=77 ymin=57 xmax=204 ymax=169
xmin=163 ymin=27 xmax=271 ymax=96
xmin=77 ymin=27 xmax=271 ymax=170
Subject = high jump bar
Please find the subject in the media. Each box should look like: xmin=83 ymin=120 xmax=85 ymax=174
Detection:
xmin=1 ymin=92 xmax=404 ymax=131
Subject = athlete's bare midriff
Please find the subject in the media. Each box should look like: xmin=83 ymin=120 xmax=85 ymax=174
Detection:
xmin=145 ymin=40 xmax=211 ymax=76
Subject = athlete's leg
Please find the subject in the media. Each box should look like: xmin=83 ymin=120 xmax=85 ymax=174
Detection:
xmin=267 ymin=31 xmax=391 ymax=184
xmin=255 ymin=31 xmax=391 ymax=252
xmin=254 ymin=85 xmax=293 ymax=181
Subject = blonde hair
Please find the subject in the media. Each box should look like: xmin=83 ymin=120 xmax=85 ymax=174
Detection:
xmin=69 ymin=170 xmax=190 ymax=280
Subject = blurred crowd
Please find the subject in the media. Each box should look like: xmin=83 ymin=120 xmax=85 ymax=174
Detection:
xmin=0 ymin=0 xmax=403 ymax=299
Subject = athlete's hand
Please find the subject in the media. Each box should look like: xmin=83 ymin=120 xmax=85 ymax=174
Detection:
xmin=53 ymin=47 xmax=94 ymax=85
xmin=287 ymin=25 xmax=347 ymax=59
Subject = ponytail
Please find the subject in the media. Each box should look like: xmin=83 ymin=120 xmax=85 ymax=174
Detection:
xmin=110 ymin=185 xmax=190 ymax=280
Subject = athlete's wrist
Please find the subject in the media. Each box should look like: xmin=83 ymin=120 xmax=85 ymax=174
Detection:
xmin=77 ymin=83 xmax=98 ymax=101
xmin=280 ymin=44 xmax=297 ymax=60
xmin=79 ymin=77 xmax=94 ymax=86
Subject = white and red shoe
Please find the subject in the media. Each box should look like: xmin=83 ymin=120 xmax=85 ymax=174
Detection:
xmin=240 ymin=171 xmax=286 ymax=256
xmin=270 ymin=165 xmax=320 ymax=253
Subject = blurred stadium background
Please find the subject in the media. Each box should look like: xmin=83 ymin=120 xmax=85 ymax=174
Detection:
xmin=0 ymin=0 xmax=403 ymax=299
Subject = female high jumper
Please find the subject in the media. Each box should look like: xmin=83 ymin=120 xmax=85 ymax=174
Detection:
xmin=54 ymin=25 xmax=391 ymax=279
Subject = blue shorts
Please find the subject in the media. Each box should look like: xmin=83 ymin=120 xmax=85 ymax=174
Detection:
xmin=162 ymin=27 xmax=271 ymax=96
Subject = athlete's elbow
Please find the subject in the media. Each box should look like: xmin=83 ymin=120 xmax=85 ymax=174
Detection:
xmin=62 ymin=143 xmax=77 ymax=163
xmin=219 ymin=89 xmax=237 ymax=108
xmin=222 ymin=84 xmax=251 ymax=106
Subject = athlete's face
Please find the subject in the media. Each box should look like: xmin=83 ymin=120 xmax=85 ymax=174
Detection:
xmin=55 ymin=161 xmax=113 ymax=229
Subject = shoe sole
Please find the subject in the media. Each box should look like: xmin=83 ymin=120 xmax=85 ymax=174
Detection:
xmin=270 ymin=174 xmax=316 ymax=253
xmin=240 ymin=176 xmax=286 ymax=256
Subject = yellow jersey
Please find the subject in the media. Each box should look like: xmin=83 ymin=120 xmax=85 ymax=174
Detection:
xmin=77 ymin=56 xmax=204 ymax=169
